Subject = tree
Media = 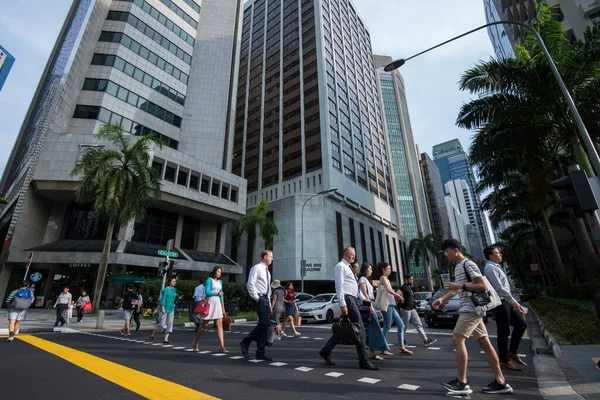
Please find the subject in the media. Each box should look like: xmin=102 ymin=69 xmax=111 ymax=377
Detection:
xmin=71 ymin=124 xmax=162 ymax=310
xmin=0 ymin=197 xmax=7 ymax=205
xmin=230 ymin=200 xmax=278 ymax=279
xmin=408 ymin=232 xmax=438 ymax=290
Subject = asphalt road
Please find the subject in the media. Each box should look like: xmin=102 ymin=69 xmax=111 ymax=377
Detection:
xmin=0 ymin=320 xmax=540 ymax=399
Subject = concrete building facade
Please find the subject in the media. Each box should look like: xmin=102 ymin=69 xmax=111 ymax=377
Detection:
xmin=0 ymin=0 xmax=246 ymax=306
xmin=232 ymin=0 xmax=405 ymax=292
xmin=420 ymin=152 xmax=452 ymax=244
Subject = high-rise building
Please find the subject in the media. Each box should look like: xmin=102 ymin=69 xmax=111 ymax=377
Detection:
xmin=0 ymin=0 xmax=246 ymax=303
xmin=373 ymin=55 xmax=431 ymax=281
xmin=484 ymin=0 xmax=600 ymax=59
xmin=420 ymin=152 xmax=452 ymax=243
xmin=445 ymin=179 xmax=484 ymax=261
xmin=433 ymin=139 xmax=492 ymax=247
xmin=233 ymin=0 xmax=404 ymax=289
xmin=484 ymin=0 xmax=515 ymax=59
xmin=445 ymin=192 xmax=470 ymax=254
xmin=0 ymin=45 xmax=15 ymax=91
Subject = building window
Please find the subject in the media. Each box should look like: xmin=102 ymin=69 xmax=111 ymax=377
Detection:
xmin=177 ymin=170 xmax=188 ymax=186
xmin=189 ymin=174 xmax=199 ymax=190
xmin=164 ymin=165 xmax=176 ymax=182
xmin=201 ymin=177 xmax=210 ymax=193
xmin=132 ymin=207 xmax=178 ymax=246
xmin=211 ymin=182 xmax=220 ymax=196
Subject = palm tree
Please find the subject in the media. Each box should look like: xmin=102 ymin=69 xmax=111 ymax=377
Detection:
xmin=71 ymin=124 xmax=162 ymax=310
xmin=408 ymin=232 xmax=438 ymax=290
xmin=230 ymin=200 xmax=278 ymax=279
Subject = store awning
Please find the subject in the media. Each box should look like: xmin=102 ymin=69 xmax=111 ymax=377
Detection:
xmin=107 ymin=275 xmax=146 ymax=283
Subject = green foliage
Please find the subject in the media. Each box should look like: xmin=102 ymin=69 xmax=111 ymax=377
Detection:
xmin=0 ymin=196 xmax=7 ymax=205
xmin=544 ymin=283 xmax=596 ymax=300
xmin=530 ymin=297 xmax=600 ymax=345
xmin=139 ymin=280 xmax=255 ymax=311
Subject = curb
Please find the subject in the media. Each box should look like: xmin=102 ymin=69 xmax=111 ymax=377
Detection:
xmin=528 ymin=303 xmax=562 ymax=358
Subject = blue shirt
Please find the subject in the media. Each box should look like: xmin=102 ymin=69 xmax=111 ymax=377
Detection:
xmin=193 ymin=284 xmax=206 ymax=301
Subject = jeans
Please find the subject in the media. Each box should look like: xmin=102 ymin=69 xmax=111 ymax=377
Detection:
xmin=320 ymin=294 xmax=368 ymax=363
xmin=399 ymin=308 xmax=428 ymax=342
xmin=382 ymin=305 xmax=405 ymax=346
xmin=55 ymin=304 xmax=68 ymax=326
xmin=493 ymin=300 xmax=527 ymax=362
xmin=241 ymin=295 xmax=271 ymax=358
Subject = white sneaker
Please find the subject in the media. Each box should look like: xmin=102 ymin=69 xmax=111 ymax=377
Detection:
xmin=7 ymin=336 xmax=14 ymax=342
xmin=275 ymin=335 xmax=281 ymax=341
xmin=294 ymin=332 xmax=301 ymax=337
xmin=281 ymin=332 xmax=289 ymax=338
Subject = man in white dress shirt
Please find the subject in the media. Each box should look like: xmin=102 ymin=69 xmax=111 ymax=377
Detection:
xmin=319 ymin=246 xmax=379 ymax=370
xmin=241 ymin=249 xmax=273 ymax=361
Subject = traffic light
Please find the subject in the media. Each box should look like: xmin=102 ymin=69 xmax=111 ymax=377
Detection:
xmin=158 ymin=260 xmax=169 ymax=276
xmin=166 ymin=260 xmax=175 ymax=278
xmin=551 ymin=165 xmax=600 ymax=217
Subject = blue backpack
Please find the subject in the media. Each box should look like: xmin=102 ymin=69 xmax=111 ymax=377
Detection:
xmin=12 ymin=288 xmax=32 ymax=311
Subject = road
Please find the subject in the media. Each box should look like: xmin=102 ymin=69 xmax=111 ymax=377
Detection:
xmin=0 ymin=319 xmax=540 ymax=399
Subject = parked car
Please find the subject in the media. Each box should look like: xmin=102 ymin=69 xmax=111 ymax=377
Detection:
xmin=414 ymin=291 xmax=436 ymax=316
xmin=424 ymin=291 xmax=488 ymax=328
xmin=298 ymin=293 xmax=341 ymax=323
xmin=294 ymin=292 xmax=314 ymax=306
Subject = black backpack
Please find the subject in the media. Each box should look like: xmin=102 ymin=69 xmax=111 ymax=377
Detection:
xmin=123 ymin=292 xmax=139 ymax=310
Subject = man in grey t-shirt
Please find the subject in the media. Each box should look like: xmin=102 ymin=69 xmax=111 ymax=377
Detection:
xmin=433 ymin=239 xmax=512 ymax=396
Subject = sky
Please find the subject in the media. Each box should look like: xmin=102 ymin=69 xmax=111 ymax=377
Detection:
xmin=0 ymin=0 xmax=495 ymax=179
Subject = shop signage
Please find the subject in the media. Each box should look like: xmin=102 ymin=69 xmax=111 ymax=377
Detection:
xmin=69 ymin=263 xmax=92 ymax=268
xmin=304 ymin=262 xmax=322 ymax=272
xmin=158 ymin=250 xmax=178 ymax=258
xmin=30 ymin=272 xmax=43 ymax=282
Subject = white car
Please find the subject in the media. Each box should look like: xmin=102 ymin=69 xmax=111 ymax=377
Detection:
xmin=298 ymin=293 xmax=341 ymax=323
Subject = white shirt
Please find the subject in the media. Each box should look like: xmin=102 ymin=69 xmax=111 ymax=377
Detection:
xmin=358 ymin=276 xmax=374 ymax=302
xmin=334 ymin=258 xmax=358 ymax=307
xmin=193 ymin=284 xmax=206 ymax=301
xmin=54 ymin=292 xmax=72 ymax=306
xmin=484 ymin=261 xmax=517 ymax=305
xmin=247 ymin=262 xmax=271 ymax=302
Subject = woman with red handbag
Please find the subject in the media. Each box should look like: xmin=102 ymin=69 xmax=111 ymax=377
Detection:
xmin=192 ymin=266 xmax=229 ymax=353
xmin=75 ymin=291 xmax=91 ymax=324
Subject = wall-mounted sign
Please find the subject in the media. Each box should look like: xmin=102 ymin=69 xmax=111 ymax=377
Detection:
xmin=304 ymin=262 xmax=322 ymax=272
xmin=69 ymin=263 xmax=92 ymax=268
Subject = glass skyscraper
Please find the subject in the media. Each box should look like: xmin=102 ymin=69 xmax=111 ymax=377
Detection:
xmin=0 ymin=45 xmax=15 ymax=91
xmin=374 ymin=55 xmax=431 ymax=281
xmin=433 ymin=139 xmax=492 ymax=247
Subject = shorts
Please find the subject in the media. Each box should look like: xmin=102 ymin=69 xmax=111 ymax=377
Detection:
xmin=454 ymin=312 xmax=488 ymax=340
xmin=8 ymin=308 xmax=27 ymax=321
xmin=123 ymin=309 xmax=136 ymax=320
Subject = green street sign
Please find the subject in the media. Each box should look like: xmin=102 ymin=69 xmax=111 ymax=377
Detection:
xmin=158 ymin=250 xmax=179 ymax=258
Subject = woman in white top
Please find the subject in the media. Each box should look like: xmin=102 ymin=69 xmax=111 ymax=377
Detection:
xmin=192 ymin=266 xmax=229 ymax=353
xmin=358 ymin=263 xmax=393 ymax=360
xmin=375 ymin=262 xmax=413 ymax=355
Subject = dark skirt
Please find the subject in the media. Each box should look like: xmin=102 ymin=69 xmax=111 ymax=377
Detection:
xmin=285 ymin=303 xmax=296 ymax=316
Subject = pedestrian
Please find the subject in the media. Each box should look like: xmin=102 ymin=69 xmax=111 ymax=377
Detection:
xmin=53 ymin=287 xmax=72 ymax=327
xmin=358 ymin=263 xmax=393 ymax=360
xmin=28 ymin=283 xmax=36 ymax=308
xmin=376 ymin=262 xmax=413 ymax=355
xmin=270 ymin=280 xmax=285 ymax=340
xmin=352 ymin=261 xmax=360 ymax=278
xmin=240 ymin=249 xmax=274 ymax=361
xmin=483 ymin=245 xmax=528 ymax=371
xmin=432 ymin=239 xmax=513 ymax=395
xmin=132 ymin=293 xmax=143 ymax=331
xmin=319 ymin=246 xmax=379 ymax=370
xmin=66 ymin=301 xmax=75 ymax=324
xmin=119 ymin=285 xmax=140 ymax=336
xmin=75 ymin=291 xmax=91 ymax=324
xmin=280 ymin=282 xmax=301 ymax=337
xmin=399 ymin=274 xmax=437 ymax=347
xmin=149 ymin=278 xmax=177 ymax=344
xmin=192 ymin=279 xmax=206 ymax=332
xmin=192 ymin=266 xmax=229 ymax=353
xmin=5 ymin=280 xmax=33 ymax=342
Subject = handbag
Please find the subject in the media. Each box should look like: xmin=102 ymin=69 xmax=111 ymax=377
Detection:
xmin=463 ymin=261 xmax=501 ymax=316
xmin=331 ymin=315 xmax=362 ymax=345
xmin=83 ymin=303 xmax=92 ymax=311
xmin=222 ymin=316 xmax=232 ymax=332
xmin=358 ymin=301 xmax=372 ymax=323
xmin=194 ymin=300 xmax=210 ymax=316
xmin=294 ymin=315 xmax=302 ymax=326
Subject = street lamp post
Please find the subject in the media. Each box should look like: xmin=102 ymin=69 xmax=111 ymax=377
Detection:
xmin=384 ymin=20 xmax=600 ymax=178
xmin=300 ymin=188 xmax=337 ymax=293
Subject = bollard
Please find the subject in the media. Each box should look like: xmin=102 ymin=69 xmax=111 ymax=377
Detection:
xmin=95 ymin=310 xmax=105 ymax=329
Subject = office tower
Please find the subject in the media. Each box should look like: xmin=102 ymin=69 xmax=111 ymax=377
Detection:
xmin=374 ymin=55 xmax=431 ymax=281
xmin=233 ymin=0 xmax=404 ymax=288
xmin=483 ymin=0 xmax=515 ymax=59
xmin=0 ymin=45 xmax=15 ymax=91
xmin=484 ymin=0 xmax=600 ymax=58
xmin=433 ymin=139 xmax=492 ymax=247
xmin=444 ymin=191 xmax=470 ymax=255
xmin=420 ymin=152 xmax=452 ymax=243
xmin=0 ymin=0 xmax=246 ymax=303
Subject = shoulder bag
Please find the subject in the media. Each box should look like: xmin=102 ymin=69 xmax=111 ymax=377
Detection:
xmin=332 ymin=315 xmax=362 ymax=345
xmin=463 ymin=261 xmax=501 ymax=316
xmin=194 ymin=300 xmax=210 ymax=316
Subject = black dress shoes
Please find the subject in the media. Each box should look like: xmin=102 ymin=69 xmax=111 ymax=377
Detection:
xmin=359 ymin=361 xmax=380 ymax=370
xmin=319 ymin=351 xmax=335 ymax=366
xmin=257 ymin=355 xmax=273 ymax=361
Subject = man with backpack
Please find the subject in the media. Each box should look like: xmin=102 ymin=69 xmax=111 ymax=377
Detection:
xmin=5 ymin=280 xmax=33 ymax=342
xmin=119 ymin=285 xmax=140 ymax=336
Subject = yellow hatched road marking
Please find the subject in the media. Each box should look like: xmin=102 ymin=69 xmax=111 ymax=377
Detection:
xmin=18 ymin=335 xmax=219 ymax=400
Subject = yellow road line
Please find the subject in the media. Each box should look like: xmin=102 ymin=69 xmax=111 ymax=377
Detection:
xmin=18 ymin=335 xmax=219 ymax=400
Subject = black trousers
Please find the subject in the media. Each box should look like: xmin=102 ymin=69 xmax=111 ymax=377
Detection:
xmin=241 ymin=295 xmax=271 ymax=357
xmin=320 ymin=294 xmax=368 ymax=364
xmin=493 ymin=299 xmax=527 ymax=363
xmin=55 ymin=304 xmax=68 ymax=325
xmin=76 ymin=306 xmax=84 ymax=322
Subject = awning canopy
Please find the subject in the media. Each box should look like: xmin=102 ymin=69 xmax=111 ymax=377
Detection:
xmin=107 ymin=275 xmax=146 ymax=283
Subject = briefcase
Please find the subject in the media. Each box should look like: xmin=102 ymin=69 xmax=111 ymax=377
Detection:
xmin=332 ymin=315 xmax=361 ymax=345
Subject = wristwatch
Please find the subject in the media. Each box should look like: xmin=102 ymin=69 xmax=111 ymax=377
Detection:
xmin=462 ymin=284 xmax=467 ymax=291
